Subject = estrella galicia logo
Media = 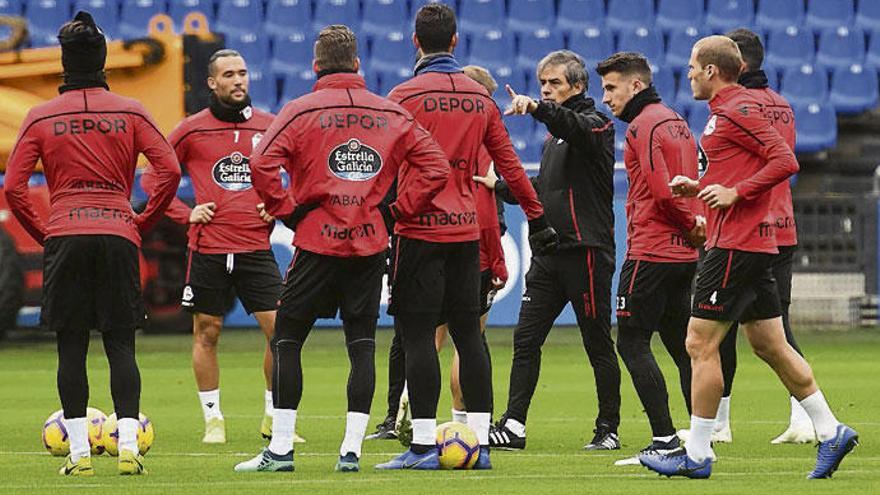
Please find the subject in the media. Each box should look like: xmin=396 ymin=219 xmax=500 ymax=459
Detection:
xmin=328 ymin=139 xmax=383 ymax=181
xmin=212 ymin=151 xmax=252 ymax=191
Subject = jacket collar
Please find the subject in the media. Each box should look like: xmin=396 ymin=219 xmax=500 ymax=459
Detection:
xmin=313 ymin=72 xmax=367 ymax=92
xmin=738 ymin=69 xmax=769 ymax=89
xmin=560 ymin=92 xmax=593 ymax=111
xmin=708 ymin=84 xmax=742 ymax=110
xmin=208 ymin=93 xmax=253 ymax=123
xmin=618 ymin=85 xmax=662 ymax=123
xmin=414 ymin=52 xmax=462 ymax=75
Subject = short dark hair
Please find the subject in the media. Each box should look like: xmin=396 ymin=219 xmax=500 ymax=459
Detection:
xmin=725 ymin=28 xmax=764 ymax=71
xmin=537 ymin=50 xmax=588 ymax=93
xmin=596 ymin=51 xmax=653 ymax=85
xmin=415 ymin=3 xmax=456 ymax=54
xmin=208 ymin=49 xmax=242 ymax=76
xmin=314 ymin=24 xmax=358 ymax=72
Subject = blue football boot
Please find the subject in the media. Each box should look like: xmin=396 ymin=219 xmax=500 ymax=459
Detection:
xmin=472 ymin=446 xmax=492 ymax=470
xmin=639 ymin=447 xmax=712 ymax=479
xmin=375 ymin=448 xmax=440 ymax=470
xmin=808 ymin=424 xmax=859 ymax=479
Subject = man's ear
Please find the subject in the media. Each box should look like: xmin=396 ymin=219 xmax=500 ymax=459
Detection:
xmin=312 ymin=58 xmax=320 ymax=75
xmin=449 ymin=32 xmax=458 ymax=53
xmin=207 ymin=76 xmax=217 ymax=91
xmin=354 ymin=57 xmax=361 ymax=73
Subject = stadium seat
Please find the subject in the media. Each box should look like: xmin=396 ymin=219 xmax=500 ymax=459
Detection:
xmin=494 ymin=67 xmax=529 ymax=107
xmin=555 ymin=0 xmax=604 ymax=35
xmin=362 ymin=0 xmax=407 ymax=37
xmin=363 ymin=70 xmax=380 ymax=93
xmin=26 ymin=0 xmax=72 ymax=46
xmin=586 ymin=69 xmax=603 ymax=103
xmin=780 ymin=64 xmax=829 ymax=106
xmin=865 ymin=31 xmax=880 ymax=71
xmin=376 ymin=66 xmax=410 ymax=95
xmin=763 ymin=64 xmax=779 ymax=90
xmin=264 ymin=0 xmax=311 ymax=40
xmin=168 ymin=0 xmax=215 ymax=32
xmin=765 ymin=26 xmax=816 ymax=72
xmin=829 ymin=64 xmax=879 ymax=114
xmin=503 ymin=114 xmax=534 ymax=141
xmin=655 ymin=0 xmax=704 ymax=33
xmin=270 ymin=30 xmax=312 ymax=78
xmin=614 ymin=121 xmax=626 ymax=161
xmin=569 ymin=27 xmax=614 ymax=70
xmin=75 ymin=0 xmax=120 ymax=39
xmin=792 ymin=102 xmax=837 ymax=152
xmin=313 ymin=0 xmax=360 ymax=34
xmin=215 ymin=0 xmax=264 ymax=38
xmin=805 ymin=0 xmax=854 ymax=33
xmin=226 ymin=31 xmax=269 ymax=71
xmin=686 ymin=102 xmax=710 ymax=137
xmin=458 ymin=0 xmax=505 ymax=36
xmin=507 ymin=0 xmax=555 ymax=35
xmin=652 ymin=65 xmax=676 ymax=103
xmin=279 ymin=69 xmax=315 ymax=105
xmin=409 ymin=0 xmax=442 ymax=17
xmin=468 ymin=30 xmax=515 ymax=76
xmin=855 ymin=0 xmax=880 ymax=33
xmin=516 ymin=29 xmax=564 ymax=72
xmin=606 ymin=0 xmax=654 ymax=33
xmin=248 ymin=67 xmax=277 ymax=111
xmin=665 ymin=27 xmax=702 ymax=73
xmin=816 ymin=26 xmax=866 ymax=73
xmin=705 ymin=0 xmax=754 ymax=34
xmin=369 ymin=31 xmax=415 ymax=75
xmin=675 ymin=78 xmax=696 ymax=110
xmin=755 ymin=0 xmax=804 ymax=32
xmin=617 ymin=27 xmax=664 ymax=64
xmin=119 ymin=0 xmax=165 ymax=39
xmin=0 ymin=0 xmax=23 ymax=15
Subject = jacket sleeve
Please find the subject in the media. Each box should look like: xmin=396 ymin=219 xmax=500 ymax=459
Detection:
xmin=390 ymin=122 xmax=449 ymax=218
xmin=483 ymin=104 xmax=544 ymax=220
xmin=140 ymin=165 xmax=190 ymax=225
xmin=249 ymin=110 xmax=297 ymax=219
xmin=133 ymin=108 xmax=182 ymax=234
xmin=532 ymin=99 xmax=613 ymax=153
xmin=635 ymin=124 xmax=697 ymax=232
xmin=4 ymin=111 xmax=47 ymax=244
xmin=710 ymin=111 xmax=799 ymax=200
xmin=495 ymin=174 xmax=539 ymax=205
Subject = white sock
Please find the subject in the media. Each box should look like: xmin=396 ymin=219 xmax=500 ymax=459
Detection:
xmin=339 ymin=412 xmax=369 ymax=457
xmin=714 ymin=396 xmax=730 ymax=431
xmin=198 ymin=389 xmax=222 ymax=420
xmin=268 ymin=409 xmax=296 ymax=455
xmin=264 ymin=390 xmax=273 ymax=416
xmin=411 ymin=418 xmax=436 ymax=447
xmin=789 ymin=395 xmax=811 ymax=426
xmin=685 ymin=415 xmax=715 ymax=463
xmin=452 ymin=409 xmax=467 ymax=424
xmin=117 ymin=417 xmax=139 ymax=455
xmin=800 ymin=390 xmax=839 ymax=442
xmin=467 ymin=412 xmax=491 ymax=446
xmin=503 ymin=417 xmax=526 ymax=437
xmin=64 ymin=416 xmax=90 ymax=462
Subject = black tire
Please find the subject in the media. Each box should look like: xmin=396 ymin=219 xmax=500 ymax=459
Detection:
xmin=0 ymin=228 xmax=24 ymax=339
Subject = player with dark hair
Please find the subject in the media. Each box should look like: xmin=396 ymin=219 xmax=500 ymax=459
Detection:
xmin=234 ymin=24 xmax=449 ymax=473
xmin=4 ymin=11 xmax=181 ymax=476
xmin=376 ymin=3 xmax=554 ymax=470
xmin=640 ymin=36 xmax=858 ymax=479
xmin=595 ymin=51 xmax=703 ymax=465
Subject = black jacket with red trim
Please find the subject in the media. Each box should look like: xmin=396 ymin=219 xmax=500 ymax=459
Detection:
xmin=498 ymin=93 xmax=615 ymax=251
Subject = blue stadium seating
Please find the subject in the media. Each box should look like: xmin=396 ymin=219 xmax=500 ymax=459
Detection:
xmin=409 ymin=0 xmax=444 ymax=17
xmin=555 ymin=0 xmax=604 ymax=35
xmin=765 ymin=26 xmax=816 ymax=72
xmin=458 ymin=0 xmax=505 ymax=35
xmin=805 ymin=0 xmax=854 ymax=33
xmin=686 ymin=102 xmax=710 ymax=137
xmin=652 ymin=65 xmax=676 ymax=102
xmin=119 ymin=0 xmax=165 ymax=39
xmin=606 ymin=0 xmax=654 ymax=33
xmin=75 ymin=0 xmax=120 ymax=39
xmin=781 ymin=64 xmax=829 ymax=106
xmin=655 ymin=0 xmax=704 ymax=33
xmin=756 ymin=0 xmax=804 ymax=32
xmin=362 ymin=0 xmax=407 ymax=38
xmin=313 ymin=0 xmax=360 ymax=34
xmin=829 ymin=64 xmax=878 ymax=114
xmin=248 ymin=67 xmax=277 ymax=111
xmin=816 ymin=26 xmax=865 ymax=73
xmin=215 ymin=0 xmax=264 ymax=38
xmin=226 ymin=31 xmax=269 ymax=68
xmin=665 ymin=27 xmax=702 ymax=73
xmin=26 ymin=0 xmax=71 ymax=46
xmin=569 ymin=27 xmax=614 ymax=69
xmin=705 ymin=0 xmax=754 ymax=34
xmin=264 ymin=0 xmax=311 ymax=40
xmin=516 ymin=29 xmax=563 ymax=72
xmin=362 ymin=70 xmax=380 ymax=94
xmin=280 ymin=69 xmax=315 ymax=104
xmin=494 ymin=67 xmax=528 ymax=97
xmin=369 ymin=31 xmax=415 ymax=74
xmin=376 ymin=66 xmax=410 ymax=95
xmin=865 ymin=31 xmax=880 ymax=71
xmin=617 ymin=27 xmax=664 ymax=64
xmin=168 ymin=0 xmax=216 ymax=32
xmin=763 ymin=64 xmax=779 ymax=90
xmin=792 ymin=102 xmax=837 ymax=152
xmin=0 ymin=0 xmax=22 ymax=15
xmin=855 ymin=0 xmax=880 ymax=33
xmin=269 ymin=30 xmax=312 ymax=78
xmin=507 ymin=0 xmax=554 ymax=35
xmin=503 ymin=114 xmax=533 ymax=141
xmin=468 ymin=30 xmax=515 ymax=75
xmin=586 ymin=69 xmax=603 ymax=102
xmin=614 ymin=120 xmax=626 ymax=161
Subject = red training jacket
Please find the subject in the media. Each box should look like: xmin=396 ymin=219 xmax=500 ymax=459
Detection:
xmin=4 ymin=88 xmax=180 ymax=247
xmin=142 ymin=107 xmax=275 ymax=254
xmin=249 ymin=73 xmax=449 ymax=257
xmin=699 ymin=85 xmax=799 ymax=254
xmin=476 ymin=146 xmax=507 ymax=282
xmin=623 ymin=101 xmax=700 ymax=262
xmin=388 ymin=71 xmax=543 ymax=243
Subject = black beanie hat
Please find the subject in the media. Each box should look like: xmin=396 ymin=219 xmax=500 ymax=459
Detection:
xmin=58 ymin=11 xmax=107 ymax=75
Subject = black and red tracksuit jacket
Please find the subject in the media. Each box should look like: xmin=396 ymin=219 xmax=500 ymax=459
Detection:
xmin=249 ymin=72 xmax=449 ymax=257
xmin=142 ymin=106 xmax=275 ymax=254
xmin=699 ymin=85 xmax=799 ymax=254
xmin=739 ymin=70 xmax=798 ymax=248
xmin=4 ymin=87 xmax=181 ymax=247
xmin=621 ymin=88 xmax=700 ymax=262
xmin=388 ymin=55 xmax=544 ymax=244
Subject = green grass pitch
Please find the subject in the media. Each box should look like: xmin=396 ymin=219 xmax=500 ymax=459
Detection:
xmin=1 ymin=327 xmax=878 ymax=494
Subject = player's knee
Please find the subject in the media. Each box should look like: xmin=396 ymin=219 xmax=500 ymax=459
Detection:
xmin=193 ymin=314 xmax=222 ymax=347
xmin=685 ymin=333 xmax=711 ymax=361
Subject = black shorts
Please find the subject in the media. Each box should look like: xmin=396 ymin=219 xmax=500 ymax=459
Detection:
xmin=388 ymin=237 xmax=481 ymax=316
xmin=436 ymin=270 xmax=498 ymax=326
xmin=278 ymin=249 xmax=386 ymax=321
xmin=616 ymin=259 xmax=696 ymax=329
xmin=42 ymin=235 xmax=144 ymax=333
xmin=691 ymin=248 xmax=781 ymax=322
xmin=183 ymin=250 xmax=282 ymax=316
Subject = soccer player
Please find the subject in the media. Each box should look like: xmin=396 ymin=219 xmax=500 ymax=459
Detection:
xmin=478 ymin=49 xmax=622 ymax=451
xmin=142 ymin=49 xmax=303 ymax=445
xmin=595 ymin=52 xmax=703 ymax=464
xmin=640 ymin=36 xmax=858 ymax=479
xmin=234 ymin=24 xmax=450 ymax=473
xmin=4 ymin=11 xmax=181 ymax=476
xmin=376 ymin=4 xmax=554 ymax=470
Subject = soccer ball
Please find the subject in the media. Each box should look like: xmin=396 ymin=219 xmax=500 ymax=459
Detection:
xmin=86 ymin=407 xmax=107 ymax=455
xmin=41 ymin=410 xmax=69 ymax=456
xmin=435 ymin=422 xmax=480 ymax=470
xmin=103 ymin=412 xmax=155 ymax=456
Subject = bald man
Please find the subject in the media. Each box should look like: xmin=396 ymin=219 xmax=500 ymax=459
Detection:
xmin=639 ymin=36 xmax=858 ymax=480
